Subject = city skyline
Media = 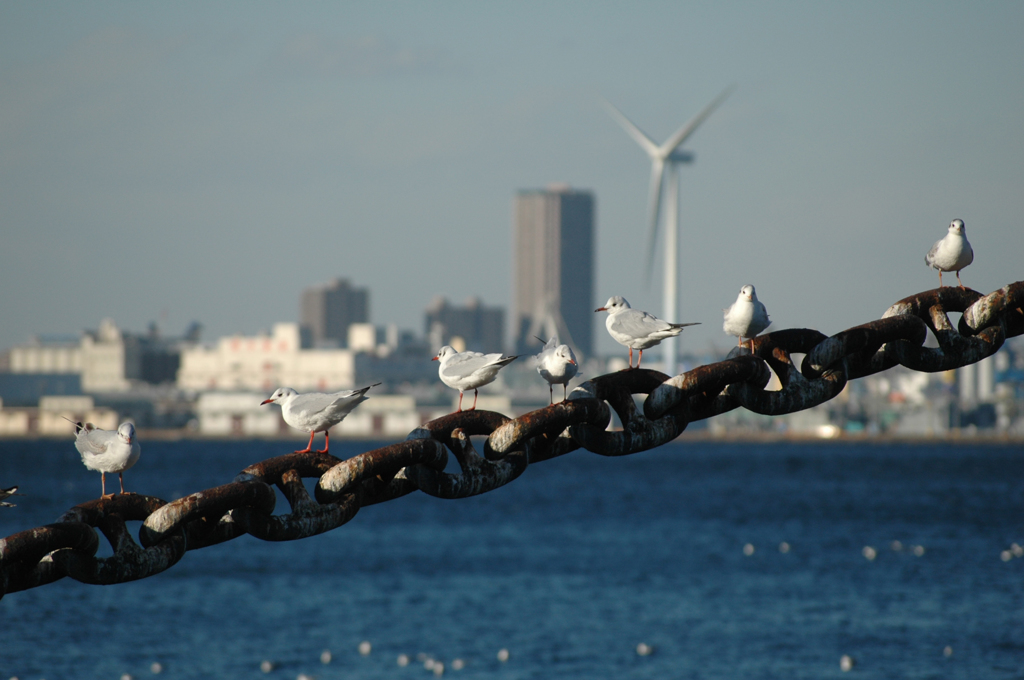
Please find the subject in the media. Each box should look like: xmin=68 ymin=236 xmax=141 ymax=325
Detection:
xmin=2 ymin=3 xmax=1023 ymax=357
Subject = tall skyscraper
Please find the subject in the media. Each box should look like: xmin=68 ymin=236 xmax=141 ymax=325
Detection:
xmin=300 ymin=278 xmax=369 ymax=348
xmin=513 ymin=184 xmax=595 ymax=357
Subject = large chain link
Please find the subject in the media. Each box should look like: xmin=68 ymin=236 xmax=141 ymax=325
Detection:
xmin=2 ymin=282 xmax=1021 ymax=599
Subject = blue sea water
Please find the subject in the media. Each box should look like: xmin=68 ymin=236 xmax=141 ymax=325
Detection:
xmin=1 ymin=437 xmax=1023 ymax=679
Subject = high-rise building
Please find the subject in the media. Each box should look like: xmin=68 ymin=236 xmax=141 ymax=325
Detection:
xmin=425 ymin=296 xmax=505 ymax=353
xmin=300 ymin=278 xmax=369 ymax=348
xmin=513 ymin=185 xmax=595 ymax=357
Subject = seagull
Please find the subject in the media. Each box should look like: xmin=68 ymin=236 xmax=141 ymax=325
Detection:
xmin=0 ymin=485 xmax=24 ymax=508
xmin=261 ymin=383 xmax=380 ymax=454
xmin=595 ymin=296 xmax=700 ymax=369
xmin=925 ymin=218 xmax=973 ymax=288
xmin=723 ymin=284 xmax=771 ymax=352
xmin=534 ymin=336 xmax=578 ymax=404
xmin=73 ymin=421 xmax=141 ymax=498
xmin=433 ymin=346 xmax=518 ymax=412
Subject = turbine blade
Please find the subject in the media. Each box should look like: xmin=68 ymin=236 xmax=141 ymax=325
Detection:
xmin=658 ymin=84 xmax=735 ymax=157
xmin=644 ymin=159 xmax=665 ymax=285
xmin=601 ymin=98 xmax=660 ymax=158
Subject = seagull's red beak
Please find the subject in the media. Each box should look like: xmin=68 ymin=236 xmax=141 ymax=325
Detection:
xmin=594 ymin=307 xmax=606 ymax=312
xmin=260 ymin=398 xmax=273 ymax=405
xmin=569 ymin=358 xmax=577 ymax=365
xmin=431 ymin=356 xmax=439 ymax=361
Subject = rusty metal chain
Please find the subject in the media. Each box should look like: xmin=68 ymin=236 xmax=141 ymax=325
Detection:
xmin=2 ymin=282 xmax=1022 ymax=599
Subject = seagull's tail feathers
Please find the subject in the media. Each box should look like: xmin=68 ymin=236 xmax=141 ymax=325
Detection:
xmin=343 ymin=382 xmax=382 ymax=402
xmin=359 ymin=382 xmax=383 ymax=393
xmin=62 ymin=415 xmax=92 ymax=435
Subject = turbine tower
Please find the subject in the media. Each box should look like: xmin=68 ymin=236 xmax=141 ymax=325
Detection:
xmin=604 ymin=86 xmax=733 ymax=376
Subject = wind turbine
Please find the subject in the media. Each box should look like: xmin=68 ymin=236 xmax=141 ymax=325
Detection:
xmin=603 ymin=86 xmax=733 ymax=376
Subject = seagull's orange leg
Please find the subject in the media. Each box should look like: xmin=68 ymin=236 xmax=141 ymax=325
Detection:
xmin=315 ymin=430 xmax=330 ymax=454
xmin=294 ymin=431 xmax=315 ymax=454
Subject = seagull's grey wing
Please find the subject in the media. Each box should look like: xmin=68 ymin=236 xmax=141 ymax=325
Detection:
xmin=757 ymin=302 xmax=771 ymax=331
xmin=76 ymin=429 xmax=114 ymax=456
xmin=614 ymin=310 xmax=668 ymax=337
xmin=925 ymin=239 xmax=941 ymax=266
xmin=641 ymin=310 xmax=676 ymax=332
xmin=483 ymin=352 xmax=517 ymax=366
xmin=331 ymin=382 xmax=379 ymax=405
xmin=289 ymin=392 xmax=337 ymax=413
xmin=441 ymin=352 xmax=490 ymax=378
xmin=327 ymin=390 xmax=370 ymax=412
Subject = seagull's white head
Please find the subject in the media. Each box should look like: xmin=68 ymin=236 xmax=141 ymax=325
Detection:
xmin=739 ymin=284 xmax=757 ymax=302
xmin=117 ymin=422 xmax=136 ymax=444
xmin=261 ymin=387 xmax=298 ymax=405
xmin=556 ymin=345 xmax=577 ymax=366
xmin=432 ymin=346 xmax=457 ymax=362
xmin=595 ymin=296 xmax=630 ymax=313
xmin=949 ymin=219 xmax=965 ymax=235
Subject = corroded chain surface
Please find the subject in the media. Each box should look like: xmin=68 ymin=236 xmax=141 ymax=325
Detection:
xmin=2 ymin=282 xmax=1022 ymax=599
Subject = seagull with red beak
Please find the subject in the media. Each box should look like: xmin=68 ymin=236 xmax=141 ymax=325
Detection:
xmin=723 ymin=284 xmax=771 ymax=352
xmin=261 ymin=383 xmax=379 ymax=454
xmin=433 ymin=346 xmax=518 ymax=412
xmin=596 ymin=296 xmax=699 ymax=369
xmin=74 ymin=421 xmax=141 ymax=498
xmin=534 ymin=336 xmax=578 ymax=404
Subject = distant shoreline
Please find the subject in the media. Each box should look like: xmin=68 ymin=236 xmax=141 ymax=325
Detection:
xmin=5 ymin=429 xmax=1022 ymax=446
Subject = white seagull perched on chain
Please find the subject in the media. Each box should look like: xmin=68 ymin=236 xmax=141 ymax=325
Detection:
xmin=73 ymin=421 xmax=141 ymax=498
xmin=261 ymin=383 xmax=380 ymax=454
xmin=723 ymin=285 xmax=771 ymax=352
xmin=925 ymin=218 xmax=974 ymax=288
xmin=433 ymin=346 xmax=519 ymax=412
xmin=534 ymin=336 xmax=578 ymax=404
xmin=595 ymin=296 xmax=700 ymax=369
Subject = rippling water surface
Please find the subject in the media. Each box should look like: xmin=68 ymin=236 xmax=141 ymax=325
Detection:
xmin=2 ymin=438 xmax=1023 ymax=679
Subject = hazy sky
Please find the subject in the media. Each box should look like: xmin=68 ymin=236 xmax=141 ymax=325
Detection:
xmin=2 ymin=1 xmax=1022 ymax=357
